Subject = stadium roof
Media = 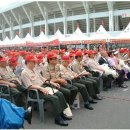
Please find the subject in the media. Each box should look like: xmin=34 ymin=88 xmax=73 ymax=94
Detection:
xmin=0 ymin=1 xmax=130 ymax=36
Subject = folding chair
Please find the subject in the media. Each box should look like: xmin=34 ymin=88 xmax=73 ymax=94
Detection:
xmin=27 ymin=89 xmax=45 ymax=122
xmin=0 ymin=84 xmax=12 ymax=101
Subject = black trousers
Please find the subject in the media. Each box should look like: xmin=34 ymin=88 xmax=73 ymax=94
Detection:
xmin=86 ymin=76 xmax=100 ymax=94
xmin=74 ymin=77 xmax=96 ymax=97
xmin=30 ymin=90 xmax=68 ymax=116
xmin=59 ymin=83 xmax=78 ymax=105
xmin=116 ymin=69 xmax=125 ymax=86
xmin=72 ymin=79 xmax=90 ymax=103
xmin=102 ymin=74 xmax=113 ymax=89
xmin=3 ymin=85 xmax=26 ymax=107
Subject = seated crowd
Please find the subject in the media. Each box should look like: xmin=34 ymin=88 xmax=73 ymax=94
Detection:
xmin=0 ymin=47 xmax=130 ymax=126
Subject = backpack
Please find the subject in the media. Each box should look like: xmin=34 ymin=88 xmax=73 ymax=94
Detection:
xmin=0 ymin=98 xmax=25 ymax=129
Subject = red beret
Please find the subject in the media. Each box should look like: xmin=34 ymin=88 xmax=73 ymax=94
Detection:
xmin=25 ymin=55 xmax=36 ymax=62
xmin=75 ymin=51 xmax=83 ymax=57
xmin=47 ymin=52 xmax=57 ymax=59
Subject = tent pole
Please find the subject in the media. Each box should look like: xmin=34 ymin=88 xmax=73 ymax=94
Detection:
xmin=58 ymin=41 xmax=61 ymax=50
xmin=80 ymin=41 xmax=83 ymax=49
xmin=87 ymin=44 xmax=90 ymax=50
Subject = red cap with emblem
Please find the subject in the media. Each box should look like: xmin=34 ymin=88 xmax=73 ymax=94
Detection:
xmin=69 ymin=53 xmax=75 ymax=57
xmin=70 ymin=49 xmax=75 ymax=54
xmin=88 ymin=50 xmax=94 ymax=55
xmin=75 ymin=50 xmax=83 ymax=57
xmin=62 ymin=55 xmax=70 ymax=61
xmin=62 ymin=55 xmax=71 ymax=63
xmin=9 ymin=57 xmax=18 ymax=67
xmin=25 ymin=55 xmax=36 ymax=62
xmin=47 ymin=52 xmax=57 ymax=59
xmin=9 ymin=57 xmax=18 ymax=63
xmin=36 ymin=54 xmax=43 ymax=59
xmin=19 ymin=50 xmax=26 ymax=56
xmin=59 ymin=49 xmax=65 ymax=55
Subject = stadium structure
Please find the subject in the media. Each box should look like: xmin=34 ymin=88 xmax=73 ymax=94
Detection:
xmin=0 ymin=1 xmax=130 ymax=41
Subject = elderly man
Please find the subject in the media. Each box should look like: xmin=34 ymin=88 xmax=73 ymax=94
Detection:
xmin=21 ymin=55 xmax=69 ymax=126
xmin=59 ymin=55 xmax=95 ymax=110
xmin=42 ymin=52 xmax=78 ymax=106
xmin=87 ymin=50 xmax=112 ymax=91
xmin=0 ymin=56 xmax=26 ymax=107
xmin=71 ymin=50 xmax=102 ymax=100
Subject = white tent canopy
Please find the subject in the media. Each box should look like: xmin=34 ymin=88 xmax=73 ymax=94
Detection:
xmin=54 ymin=29 xmax=66 ymax=41
xmin=24 ymin=33 xmax=35 ymax=43
xmin=114 ymin=22 xmax=130 ymax=39
xmin=0 ymin=40 xmax=4 ymax=47
xmin=11 ymin=35 xmax=25 ymax=46
xmin=90 ymin=25 xmax=113 ymax=40
xmin=34 ymin=31 xmax=50 ymax=43
xmin=61 ymin=27 xmax=90 ymax=44
xmin=3 ymin=36 xmax=12 ymax=47
xmin=1 ymin=23 xmax=130 ymax=47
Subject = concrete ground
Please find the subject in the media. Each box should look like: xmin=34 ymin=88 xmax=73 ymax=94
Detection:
xmin=24 ymin=81 xmax=130 ymax=129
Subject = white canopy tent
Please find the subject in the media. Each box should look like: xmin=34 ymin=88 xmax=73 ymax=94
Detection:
xmin=11 ymin=35 xmax=25 ymax=47
xmin=2 ymin=36 xmax=12 ymax=47
xmin=111 ymin=22 xmax=130 ymax=43
xmin=0 ymin=40 xmax=4 ymax=47
xmin=34 ymin=31 xmax=50 ymax=46
xmin=61 ymin=27 xmax=90 ymax=45
xmin=49 ymin=36 xmax=59 ymax=46
xmin=54 ymin=29 xmax=67 ymax=42
xmin=24 ymin=33 xmax=35 ymax=46
xmin=90 ymin=25 xmax=113 ymax=42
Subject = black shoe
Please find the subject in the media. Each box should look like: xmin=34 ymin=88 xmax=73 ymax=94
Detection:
xmin=119 ymin=84 xmax=128 ymax=88
xmin=89 ymin=100 xmax=97 ymax=104
xmin=55 ymin=115 xmax=68 ymax=126
xmin=93 ymin=95 xmax=102 ymax=100
xmin=60 ymin=113 xmax=72 ymax=120
xmin=25 ymin=106 xmax=32 ymax=124
xmin=124 ymin=78 xmax=129 ymax=81
xmin=84 ymin=104 xmax=94 ymax=110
